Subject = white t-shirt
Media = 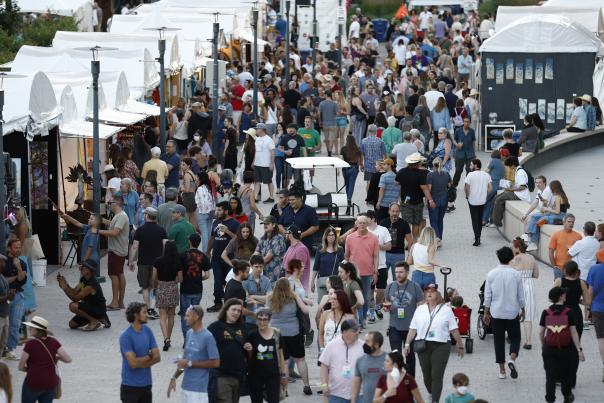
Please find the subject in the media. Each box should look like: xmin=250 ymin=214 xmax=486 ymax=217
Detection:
xmin=349 ymin=20 xmax=360 ymax=39
xmin=419 ymin=11 xmax=433 ymax=30
xmin=514 ymin=167 xmax=531 ymax=202
xmin=410 ymin=303 xmax=458 ymax=343
xmin=536 ymin=185 xmax=555 ymax=213
xmin=569 ymin=236 xmax=600 ymax=280
xmin=392 ymin=143 xmax=418 ymax=172
xmin=464 ymin=170 xmax=492 ymax=206
xmin=369 ymin=225 xmax=391 ymax=269
xmin=254 ymin=135 xmax=275 ymax=167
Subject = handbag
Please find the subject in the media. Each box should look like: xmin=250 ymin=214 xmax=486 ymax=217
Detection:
xmin=35 ymin=338 xmax=62 ymax=399
xmin=413 ymin=304 xmax=444 ymax=354
xmin=296 ymin=304 xmax=311 ymax=335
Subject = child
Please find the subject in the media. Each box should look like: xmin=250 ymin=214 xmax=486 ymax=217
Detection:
xmin=444 ymin=373 xmax=475 ymax=403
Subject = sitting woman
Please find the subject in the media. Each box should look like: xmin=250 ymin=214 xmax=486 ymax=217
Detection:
xmin=567 ymin=97 xmax=587 ymax=132
xmin=524 ymin=180 xmax=569 ymax=251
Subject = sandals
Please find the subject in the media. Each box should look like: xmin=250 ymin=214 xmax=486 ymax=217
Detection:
xmin=82 ymin=322 xmax=101 ymax=332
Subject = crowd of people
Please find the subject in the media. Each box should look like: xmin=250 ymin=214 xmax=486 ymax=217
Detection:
xmin=1 ymin=3 xmax=604 ymax=403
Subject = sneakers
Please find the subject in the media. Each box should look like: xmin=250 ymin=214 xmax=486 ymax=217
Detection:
xmin=473 ymin=238 xmax=481 ymax=247
xmin=207 ymin=304 xmax=223 ymax=313
xmin=147 ymin=309 xmax=159 ymax=320
xmin=367 ymin=313 xmax=376 ymax=324
xmin=526 ymin=242 xmax=538 ymax=252
xmin=507 ymin=360 xmax=518 ymax=379
xmin=263 ymin=197 xmax=274 ymax=203
xmin=288 ymin=370 xmax=302 ymax=379
xmin=520 ymin=233 xmax=530 ymax=242
xmin=303 ymin=386 xmax=313 ymax=395
xmin=82 ymin=321 xmax=101 ymax=332
xmin=487 ymin=223 xmax=498 ymax=228
xmin=498 ymin=371 xmax=506 ymax=379
xmin=375 ymin=309 xmax=384 ymax=320
xmin=536 ymin=218 xmax=548 ymax=227
xmin=4 ymin=350 xmax=18 ymax=361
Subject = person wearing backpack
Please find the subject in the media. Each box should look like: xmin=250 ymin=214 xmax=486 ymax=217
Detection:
xmin=539 ymin=287 xmax=585 ymax=403
xmin=489 ymin=157 xmax=531 ymax=228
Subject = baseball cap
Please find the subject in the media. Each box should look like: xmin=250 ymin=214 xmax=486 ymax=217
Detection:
xmin=81 ymin=259 xmax=98 ymax=272
xmin=255 ymin=123 xmax=267 ymax=130
xmin=144 ymin=206 xmax=158 ymax=217
xmin=218 ymin=105 xmax=227 ymax=111
xmin=261 ymin=216 xmax=277 ymax=224
xmin=103 ymin=164 xmax=115 ymax=173
xmin=222 ymin=180 xmax=233 ymax=188
xmin=423 ymin=283 xmax=438 ymax=291
xmin=170 ymin=205 xmax=186 ymax=215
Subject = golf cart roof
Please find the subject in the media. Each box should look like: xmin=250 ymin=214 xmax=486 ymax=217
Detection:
xmin=285 ymin=157 xmax=350 ymax=169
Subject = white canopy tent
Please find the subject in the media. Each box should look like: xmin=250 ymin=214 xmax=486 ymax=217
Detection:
xmin=496 ymin=6 xmax=604 ymax=39
xmin=543 ymin=0 xmax=604 ymax=8
xmin=15 ymin=0 xmax=95 ymax=31
xmin=408 ymin=0 xmax=478 ymax=9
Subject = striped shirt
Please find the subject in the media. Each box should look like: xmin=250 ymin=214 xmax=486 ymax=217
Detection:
xmin=360 ymin=136 xmax=386 ymax=173
xmin=378 ymin=171 xmax=400 ymax=207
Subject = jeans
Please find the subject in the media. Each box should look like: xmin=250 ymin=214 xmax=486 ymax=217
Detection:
xmin=492 ymin=316 xmax=521 ymax=364
xmin=328 ymin=397 xmax=351 ymax=403
xmin=275 ymin=156 xmax=286 ymax=190
xmin=342 ymin=166 xmax=359 ymax=202
xmin=452 ymin=156 xmax=472 ymax=187
xmin=212 ymin=260 xmax=229 ymax=305
xmin=197 ymin=212 xmax=213 ymax=253
xmin=360 ymin=275 xmax=373 ymax=323
xmin=468 ymin=203 xmax=485 ymax=240
xmin=386 ymin=252 xmax=406 ymax=281
xmin=7 ymin=292 xmax=24 ymax=350
xmin=411 ymin=271 xmax=436 ymax=289
xmin=22 ymin=382 xmax=56 ymax=403
xmin=179 ymin=293 xmax=203 ymax=337
xmin=351 ymin=115 xmax=366 ymax=146
xmin=553 ymin=267 xmax=565 ymax=280
xmin=482 ymin=186 xmax=499 ymax=223
xmin=527 ymin=212 xmax=566 ymax=243
xmin=428 ymin=194 xmax=448 ymax=239
xmin=388 ymin=327 xmax=416 ymax=377
xmin=417 ymin=341 xmax=451 ymax=402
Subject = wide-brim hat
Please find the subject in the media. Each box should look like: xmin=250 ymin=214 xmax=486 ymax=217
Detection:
xmin=243 ymin=128 xmax=257 ymax=139
xmin=405 ymin=152 xmax=426 ymax=165
xmin=23 ymin=316 xmax=53 ymax=334
xmin=469 ymin=89 xmax=479 ymax=97
xmin=581 ymin=94 xmax=592 ymax=103
xmin=103 ymin=164 xmax=115 ymax=173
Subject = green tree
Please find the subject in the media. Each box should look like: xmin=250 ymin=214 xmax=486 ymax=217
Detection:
xmin=0 ymin=0 xmax=22 ymax=35
xmin=22 ymin=16 xmax=78 ymax=47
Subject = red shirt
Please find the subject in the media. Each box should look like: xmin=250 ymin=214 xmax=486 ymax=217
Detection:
xmin=345 ymin=231 xmax=379 ymax=276
xmin=24 ymin=337 xmax=61 ymax=390
xmin=231 ymin=84 xmax=245 ymax=111
xmin=376 ymin=373 xmax=418 ymax=403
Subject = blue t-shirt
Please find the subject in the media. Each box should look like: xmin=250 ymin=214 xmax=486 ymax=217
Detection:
xmin=210 ymin=218 xmax=240 ymax=263
xmin=587 ymin=263 xmax=604 ymax=313
xmin=182 ymin=328 xmax=220 ymax=393
xmin=119 ymin=325 xmax=158 ymax=387
xmin=80 ymin=225 xmax=99 ymax=265
xmin=378 ymin=171 xmax=400 ymax=208
xmin=278 ymin=204 xmax=319 ymax=251
xmin=162 ymin=152 xmax=181 ymax=188
xmin=487 ymin=158 xmax=505 ymax=190
xmin=114 ymin=190 xmax=139 ymax=225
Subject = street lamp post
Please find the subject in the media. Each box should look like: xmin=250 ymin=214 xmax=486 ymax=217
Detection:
xmin=338 ymin=0 xmax=343 ymax=71
xmin=211 ymin=14 xmax=220 ymax=160
xmin=285 ymin=0 xmax=291 ymax=84
xmin=252 ymin=8 xmax=259 ymax=117
xmin=312 ymin=0 xmax=317 ymax=76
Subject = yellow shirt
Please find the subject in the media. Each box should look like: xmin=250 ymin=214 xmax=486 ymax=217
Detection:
xmin=141 ymin=158 xmax=169 ymax=184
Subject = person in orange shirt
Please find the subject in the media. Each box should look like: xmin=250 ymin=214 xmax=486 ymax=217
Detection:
xmin=597 ymin=223 xmax=604 ymax=263
xmin=548 ymin=214 xmax=583 ymax=279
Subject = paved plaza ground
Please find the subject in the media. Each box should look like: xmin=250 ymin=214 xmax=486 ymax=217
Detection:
xmin=5 ymin=146 xmax=603 ymax=402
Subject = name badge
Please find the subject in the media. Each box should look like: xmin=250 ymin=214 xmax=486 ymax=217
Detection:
xmin=397 ymin=308 xmax=405 ymax=319
xmin=342 ymin=365 xmax=352 ymax=379
xmin=428 ymin=330 xmax=436 ymax=338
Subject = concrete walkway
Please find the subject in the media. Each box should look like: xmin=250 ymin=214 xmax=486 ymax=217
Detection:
xmin=4 ymin=146 xmax=603 ymax=403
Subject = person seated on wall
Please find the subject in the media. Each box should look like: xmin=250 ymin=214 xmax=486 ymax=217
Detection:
xmin=566 ymin=97 xmax=587 ymax=133
xmin=57 ymin=259 xmax=110 ymax=331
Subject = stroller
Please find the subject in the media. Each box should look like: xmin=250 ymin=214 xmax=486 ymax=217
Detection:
xmin=477 ymin=281 xmax=494 ymax=340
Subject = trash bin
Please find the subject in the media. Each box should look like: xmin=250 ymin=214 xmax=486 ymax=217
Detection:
xmin=372 ymin=19 xmax=389 ymax=42
xmin=32 ymin=259 xmax=47 ymax=287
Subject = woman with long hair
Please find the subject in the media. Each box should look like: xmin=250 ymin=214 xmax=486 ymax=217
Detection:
xmin=274 ymin=123 xmax=287 ymax=190
xmin=180 ymin=157 xmax=198 ymax=227
xmin=427 ymin=157 xmax=451 ymax=244
xmin=221 ymin=222 xmax=258 ymax=267
xmin=340 ymin=135 xmax=363 ymax=208
xmin=391 ymin=93 xmax=406 ymax=127
xmin=311 ymin=227 xmax=345 ymax=302
xmin=207 ymin=155 xmax=221 ymax=199
xmin=262 ymin=93 xmax=280 ymax=136
xmin=318 ymin=289 xmax=355 ymax=350
xmin=524 ymin=180 xmax=570 ymax=251
xmin=338 ymin=261 xmax=365 ymax=316
xmin=510 ymin=237 xmax=539 ymax=349
xmin=229 ymin=196 xmax=249 ymax=224
xmin=238 ymin=171 xmax=264 ymax=232
xmin=195 ymin=171 xmax=215 ymax=253
xmin=240 ymin=129 xmax=257 ymax=173
xmin=314 ymin=276 xmax=345 ymax=327
xmin=267 ymin=278 xmax=312 ymax=395
xmin=255 ymin=217 xmax=287 ymax=282
xmin=18 ymin=316 xmax=72 ymax=402
xmin=373 ymin=351 xmax=425 ymax=403
xmin=412 ymin=95 xmax=432 ymax=153
xmin=0 ymin=362 xmax=11 ymax=403
xmin=350 ymin=86 xmax=369 ymax=146
xmin=152 ymin=241 xmax=183 ymax=351
xmin=407 ymin=227 xmax=440 ymax=289
xmin=116 ymin=145 xmax=140 ymax=190
xmin=334 ymin=90 xmax=349 ymax=152
xmin=132 ymin=134 xmax=151 ymax=173
xmin=430 ymin=99 xmax=451 ymax=150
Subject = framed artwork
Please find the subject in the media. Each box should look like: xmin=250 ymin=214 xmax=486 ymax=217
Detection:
xmin=30 ymin=142 xmax=49 ymax=210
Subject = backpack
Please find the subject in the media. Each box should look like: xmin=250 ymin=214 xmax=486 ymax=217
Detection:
xmin=453 ymin=109 xmax=464 ymax=127
xmin=544 ymin=307 xmax=572 ymax=348
xmin=521 ymin=167 xmax=536 ymax=192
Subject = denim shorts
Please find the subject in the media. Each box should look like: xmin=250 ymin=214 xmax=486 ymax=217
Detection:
xmin=336 ymin=116 xmax=348 ymax=127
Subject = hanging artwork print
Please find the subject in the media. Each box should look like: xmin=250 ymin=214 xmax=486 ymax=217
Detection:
xmin=518 ymin=99 xmax=528 ymax=120
xmin=537 ymin=99 xmax=546 ymax=120
xmin=525 ymin=58 xmax=533 ymax=80
xmin=495 ymin=64 xmax=504 ymax=84
xmin=545 ymin=58 xmax=554 ymax=80
xmin=515 ymin=63 xmax=523 ymax=84
xmin=528 ymin=103 xmax=537 ymax=114
xmin=556 ymin=99 xmax=565 ymax=120
xmin=486 ymin=58 xmax=495 ymax=79
xmin=30 ymin=141 xmax=49 ymax=210
xmin=506 ymin=59 xmax=514 ymax=80
xmin=547 ymin=103 xmax=556 ymax=124
xmin=535 ymin=63 xmax=544 ymax=84
xmin=566 ymin=103 xmax=574 ymax=123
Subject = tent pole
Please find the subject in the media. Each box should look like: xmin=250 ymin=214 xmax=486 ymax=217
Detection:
xmin=57 ymin=136 xmax=67 ymax=212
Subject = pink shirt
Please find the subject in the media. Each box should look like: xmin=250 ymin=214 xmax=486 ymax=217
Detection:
xmin=319 ymin=337 xmax=365 ymax=399
xmin=345 ymin=231 xmax=379 ymax=276
xmin=283 ymin=241 xmax=311 ymax=293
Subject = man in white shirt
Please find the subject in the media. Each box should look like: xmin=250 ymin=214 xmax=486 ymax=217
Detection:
xmin=569 ymin=221 xmax=600 ymax=281
xmin=349 ymin=15 xmax=360 ymax=39
xmin=365 ymin=211 xmax=391 ymax=324
xmin=391 ymin=132 xmax=417 ymax=172
xmin=465 ymin=159 xmax=492 ymax=246
xmin=483 ymin=246 xmax=526 ymax=380
xmin=490 ymin=157 xmax=530 ymax=227
xmin=419 ymin=7 xmax=433 ymax=32
xmin=521 ymin=175 xmax=554 ymax=221
xmin=252 ymin=123 xmax=275 ymax=202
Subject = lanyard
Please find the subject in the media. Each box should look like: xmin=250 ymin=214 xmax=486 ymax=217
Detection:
xmin=345 ymin=344 xmax=349 ymax=365
xmin=396 ymin=280 xmax=410 ymax=302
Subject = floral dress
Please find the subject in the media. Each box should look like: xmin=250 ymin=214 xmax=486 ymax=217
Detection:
xmin=431 ymin=139 xmax=453 ymax=172
xmin=255 ymin=233 xmax=287 ymax=282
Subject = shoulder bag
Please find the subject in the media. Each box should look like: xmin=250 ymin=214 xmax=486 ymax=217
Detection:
xmin=35 ymin=338 xmax=62 ymax=399
xmin=413 ymin=304 xmax=444 ymax=354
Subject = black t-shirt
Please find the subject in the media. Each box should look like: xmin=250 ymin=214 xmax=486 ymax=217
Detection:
xmin=2 ymin=257 xmax=27 ymax=292
xmin=396 ymin=167 xmax=427 ymax=205
xmin=379 ymin=217 xmax=411 ymax=254
xmin=539 ymin=304 xmax=578 ymax=327
xmin=80 ymin=276 xmax=106 ymax=315
xmin=297 ymin=107 xmax=311 ymax=128
xmin=247 ymin=330 xmax=283 ymax=376
xmin=211 ymin=218 xmax=240 ymax=263
xmin=500 ymin=142 xmax=521 ymax=158
xmin=283 ymin=89 xmax=301 ymax=109
xmin=207 ymin=321 xmax=248 ymax=377
xmin=406 ymin=94 xmax=419 ymax=115
xmin=134 ymin=222 xmax=167 ymax=265
xmin=153 ymin=257 xmax=181 ymax=282
xmin=279 ymin=133 xmax=306 ymax=158
xmin=180 ymin=249 xmax=211 ymax=295
xmin=188 ymin=112 xmax=212 ymax=139
xmin=224 ymin=279 xmax=247 ymax=305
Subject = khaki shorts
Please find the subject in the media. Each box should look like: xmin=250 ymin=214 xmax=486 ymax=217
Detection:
xmin=137 ymin=265 xmax=153 ymax=289
xmin=322 ymin=126 xmax=338 ymax=141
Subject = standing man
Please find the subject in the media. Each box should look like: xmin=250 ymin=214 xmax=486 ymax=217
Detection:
xmin=319 ymin=319 xmax=365 ymax=402
xmin=483 ymin=246 xmax=526 ymax=380
xmin=464 ymin=158 xmax=492 ymax=246
xmin=351 ymin=331 xmax=386 ymax=403
xmin=230 ymin=76 xmax=245 ymax=126
xmin=162 ymin=140 xmax=181 ymax=189
xmin=456 ymin=47 xmax=473 ymax=83
xmin=344 ymin=215 xmax=379 ymax=328
xmin=548 ymin=214 xmax=583 ymax=279
xmin=168 ymin=205 xmax=196 ymax=254
xmin=207 ymin=201 xmax=240 ymax=312
xmin=278 ymin=190 xmax=320 ymax=253
xmin=157 ymin=188 xmax=183 ymax=234
xmin=569 ymin=221 xmax=600 ymax=281
xmin=318 ymin=91 xmax=339 ymax=156
xmin=366 ymin=211 xmax=392 ymax=323
xmin=115 ymin=178 xmax=139 ymax=228
xmin=141 ymin=147 xmax=169 ymax=194
xmin=298 ymin=115 xmax=322 ymax=157
xmin=129 ymin=207 xmax=167 ymax=320
xmin=376 ymin=159 xmax=399 ymax=222
xmin=360 ymin=83 xmax=379 ymax=125
xmin=395 ymin=152 xmax=436 ymax=240
xmin=391 ymin=132 xmax=417 ymax=172
xmin=278 ymin=123 xmax=307 ymax=189
xmin=380 ymin=203 xmax=413 ymax=281
xmin=384 ymin=261 xmax=423 ymax=376
xmin=119 ymin=302 xmax=161 ymax=403
xmin=100 ymin=195 xmax=130 ymax=311
xmin=243 ymin=254 xmax=272 ymax=327
xmin=253 ymin=123 xmax=276 ymax=203
xmin=167 ymin=305 xmax=220 ymax=402
xmin=361 ymin=124 xmax=387 ymax=192
xmin=452 ymin=117 xmax=476 ymax=189
xmin=0 ymin=255 xmax=9 ymax=356
xmin=179 ymin=234 xmax=211 ymax=337
xmin=1 ymin=240 xmax=27 ymax=360
xmin=586 ymin=257 xmax=604 ymax=382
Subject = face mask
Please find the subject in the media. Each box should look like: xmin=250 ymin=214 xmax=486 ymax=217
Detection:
xmin=456 ymin=386 xmax=468 ymax=395
xmin=194 ymin=135 xmax=200 ymax=142
xmin=390 ymin=367 xmax=400 ymax=383
xmin=362 ymin=343 xmax=374 ymax=355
